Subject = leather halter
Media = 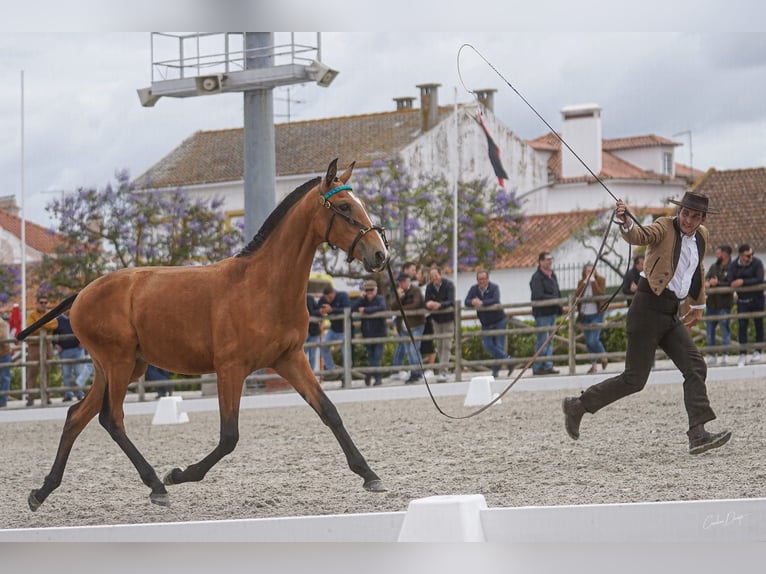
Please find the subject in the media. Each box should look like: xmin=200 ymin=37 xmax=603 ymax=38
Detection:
xmin=321 ymin=184 xmax=388 ymax=262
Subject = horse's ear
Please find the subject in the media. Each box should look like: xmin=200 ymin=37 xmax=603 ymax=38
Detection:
xmin=338 ymin=161 xmax=355 ymax=184
xmin=323 ymin=159 xmax=339 ymax=189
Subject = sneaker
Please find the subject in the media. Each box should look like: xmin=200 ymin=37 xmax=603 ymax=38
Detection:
xmin=706 ymin=354 xmax=717 ymax=366
xmin=423 ymin=369 xmax=435 ymax=380
xmin=737 ymin=354 xmax=747 ymax=368
xmin=717 ymin=354 xmax=728 ymax=366
xmin=405 ymin=374 xmax=422 ymax=384
xmin=435 ymin=372 xmax=448 ymax=382
xmin=397 ymin=370 xmax=409 ymax=381
xmin=688 ymin=429 xmax=732 ymax=455
xmin=751 ymin=350 xmax=761 ymax=364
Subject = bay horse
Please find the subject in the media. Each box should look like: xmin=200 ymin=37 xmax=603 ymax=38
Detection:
xmin=18 ymin=159 xmax=390 ymax=511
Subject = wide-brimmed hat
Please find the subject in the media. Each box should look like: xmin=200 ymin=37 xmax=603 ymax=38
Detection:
xmin=668 ymin=192 xmax=719 ymax=214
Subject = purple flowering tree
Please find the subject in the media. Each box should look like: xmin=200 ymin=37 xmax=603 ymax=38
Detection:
xmin=0 ymin=264 xmax=21 ymax=307
xmin=39 ymin=170 xmax=243 ymax=295
xmin=313 ymin=158 xmax=524 ymax=284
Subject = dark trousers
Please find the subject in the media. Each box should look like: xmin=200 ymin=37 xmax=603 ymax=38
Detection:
xmin=579 ymin=282 xmax=716 ymax=429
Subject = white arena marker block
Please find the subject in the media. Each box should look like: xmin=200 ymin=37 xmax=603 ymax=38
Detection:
xmin=152 ymin=396 xmax=189 ymax=425
xmin=398 ymin=494 xmax=488 ymax=542
xmin=464 ymin=375 xmax=501 ymax=407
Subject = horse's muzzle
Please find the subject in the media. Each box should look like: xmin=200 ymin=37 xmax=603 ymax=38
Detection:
xmin=364 ymin=250 xmax=389 ymax=272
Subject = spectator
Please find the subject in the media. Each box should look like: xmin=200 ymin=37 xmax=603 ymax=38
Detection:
xmin=0 ymin=315 xmax=11 ymax=408
xmin=416 ymin=263 xmax=437 ymax=378
xmin=54 ymin=310 xmax=86 ymax=402
xmin=729 ymin=243 xmax=764 ymax=367
xmin=305 ymin=293 xmax=322 ymax=372
xmin=576 ymin=263 xmax=608 ymax=374
xmin=318 ymin=285 xmax=351 ymax=379
xmin=391 ymin=263 xmax=418 ymax=380
xmin=464 ymin=269 xmax=513 ymax=378
xmin=145 ymin=364 xmax=172 ymax=398
xmin=704 ymin=245 xmax=733 ymax=365
xmin=25 ymin=295 xmax=59 ymax=406
xmin=621 ymin=255 xmax=644 ymax=307
xmin=424 ymin=266 xmax=456 ymax=382
xmin=351 ymin=279 xmax=388 ymax=386
xmin=390 ymin=272 xmax=425 ymax=384
xmin=529 ymin=252 xmax=563 ymax=375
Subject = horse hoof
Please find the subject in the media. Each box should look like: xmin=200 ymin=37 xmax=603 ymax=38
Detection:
xmin=150 ymin=492 xmax=171 ymax=507
xmin=364 ymin=479 xmax=387 ymax=492
xmin=163 ymin=468 xmax=181 ymax=485
xmin=28 ymin=490 xmax=42 ymax=512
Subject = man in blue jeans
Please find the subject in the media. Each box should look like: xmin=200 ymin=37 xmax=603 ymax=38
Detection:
xmin=704 ymin=245 xmax=733 ymax=365
xmin=465 ymin=269 xmax=513 ymax=377
xmin=729 ymin=243 xmax=764 ymax=367
xmin=0 ymin=316 xmax=11 ymax=407
xmin=529 ymin=251 xmax=563 ymax=375
xmin=390 ymin=272 xmax=425 ymax=383
xmin=54 ymin=310 xmax=85 ymax=402
xmin=318 ymin=285 xmax=350 ymax=379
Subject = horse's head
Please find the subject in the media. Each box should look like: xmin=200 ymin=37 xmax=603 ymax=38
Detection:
xmin=318 ymin=159 xmax=390 ymax=272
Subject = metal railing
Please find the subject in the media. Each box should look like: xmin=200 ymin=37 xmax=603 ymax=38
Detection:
xmin=2 ymin=284 xmax=763 ymax=405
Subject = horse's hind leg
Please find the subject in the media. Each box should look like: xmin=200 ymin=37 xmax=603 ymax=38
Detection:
xmin=97 ymin=359 xmax=170 ymax=507
xmin=28 ymin=366 xmax=106 ymax=511
xmin=278 ymin=355 xmax=386 ymax=492
xmin=163 ymin=367 xmax=244 ymax=486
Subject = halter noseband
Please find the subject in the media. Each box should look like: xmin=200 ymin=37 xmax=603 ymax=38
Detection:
xmin=321 ymin=184 xmax=388 ymax=263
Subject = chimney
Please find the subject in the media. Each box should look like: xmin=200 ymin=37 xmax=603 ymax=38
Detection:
xmin=416 ymin=83 xmax=441 ymax=131
xmin=393 ymin=96 xmax=415 ymax=110
xmin=475 ymin=89 xmax=497 ymax=112
xmin=560 ymin=103 xmax=602 ymax=179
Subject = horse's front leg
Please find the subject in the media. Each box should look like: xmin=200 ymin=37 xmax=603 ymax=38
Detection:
xmin=276 ymin=352 xmax=386 ymax=492
xmin=163 ymin=367 xmax=243 ymax=487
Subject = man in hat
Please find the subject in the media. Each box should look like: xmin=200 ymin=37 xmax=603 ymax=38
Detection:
xmin=351 ymin=279 xmax=388 ymax=386
xmin=389 ymin=272 xmax=425 ymax=383
xmin=562 ymin=193 xmax=731 ymax=455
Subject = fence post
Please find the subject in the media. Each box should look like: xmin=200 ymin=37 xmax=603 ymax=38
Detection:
xmin=568 ymin=293 xmax=577 ymax=375
xmin=454 ymin=300 xmax=463 ymax=382
xmin=39 ymin=331 xmax=49 ymax=405
xmin=342 ymin=307 xmax=352 ymax=389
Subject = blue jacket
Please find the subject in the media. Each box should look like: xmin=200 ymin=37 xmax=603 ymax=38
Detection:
xmin=464 ymin=281 xmax=505 ymax=326
xmin=318 ymin=291 xmax=351 ymax=333
xmin=351 ymin=294 xmax=388 ymax=338
xmin=306 ymin=295 xmax=322 ymax=337
xmin=729 ymin=256 xmax=765 ymax=302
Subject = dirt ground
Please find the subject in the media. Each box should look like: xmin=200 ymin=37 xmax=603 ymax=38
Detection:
xmin=1 ymin=377 xmax=763 ymax=530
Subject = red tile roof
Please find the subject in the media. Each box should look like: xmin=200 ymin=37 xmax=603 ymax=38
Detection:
xmin=0 ymin=210 xmax=63 ymax=255
xmin=691 ymin=167 xmax=766 ymax=254
xmin=493 ymin=205 xmax=674 ymax=268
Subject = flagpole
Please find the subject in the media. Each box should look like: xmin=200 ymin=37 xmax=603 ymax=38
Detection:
xmin=452 ymin=87 xmax=459 ymax=292
xmin=20 ymin=70 xmax=27 ymax=393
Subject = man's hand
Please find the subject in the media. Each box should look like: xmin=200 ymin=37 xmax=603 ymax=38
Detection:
xmin=615 ymin=199 xmax=628 ymax=225
xmin=682 ymin=306 xmax=703 ymax=328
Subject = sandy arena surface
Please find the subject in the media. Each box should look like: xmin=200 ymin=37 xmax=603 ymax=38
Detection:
xmin=1 ymin=377 xmax=763 ymax=530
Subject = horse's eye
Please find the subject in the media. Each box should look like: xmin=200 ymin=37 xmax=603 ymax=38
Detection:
xmin=339 ymin=203 xmax=351 ymax=212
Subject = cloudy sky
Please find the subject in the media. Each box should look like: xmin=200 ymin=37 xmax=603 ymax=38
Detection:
xmin=2 ymin=4 xmax=765 ymax=228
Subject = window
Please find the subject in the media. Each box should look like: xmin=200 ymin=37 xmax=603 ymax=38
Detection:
xmin=663 ymin=152 xmax=673 ymax=175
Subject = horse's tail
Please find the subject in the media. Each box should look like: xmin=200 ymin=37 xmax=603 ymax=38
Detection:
xmin=16 ymin=293 xmax=79 ymax=341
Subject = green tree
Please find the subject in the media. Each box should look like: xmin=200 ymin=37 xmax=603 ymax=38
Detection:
xmin=38 ymin=170 xmax=243 ymax=296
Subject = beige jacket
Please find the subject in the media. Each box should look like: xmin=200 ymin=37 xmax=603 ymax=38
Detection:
xmin=622 ymin=216 xmax=708 ymax=307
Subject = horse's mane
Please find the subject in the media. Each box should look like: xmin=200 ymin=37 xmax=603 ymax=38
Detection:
xmin=236 ymin=176 xmax=322 ymax=257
